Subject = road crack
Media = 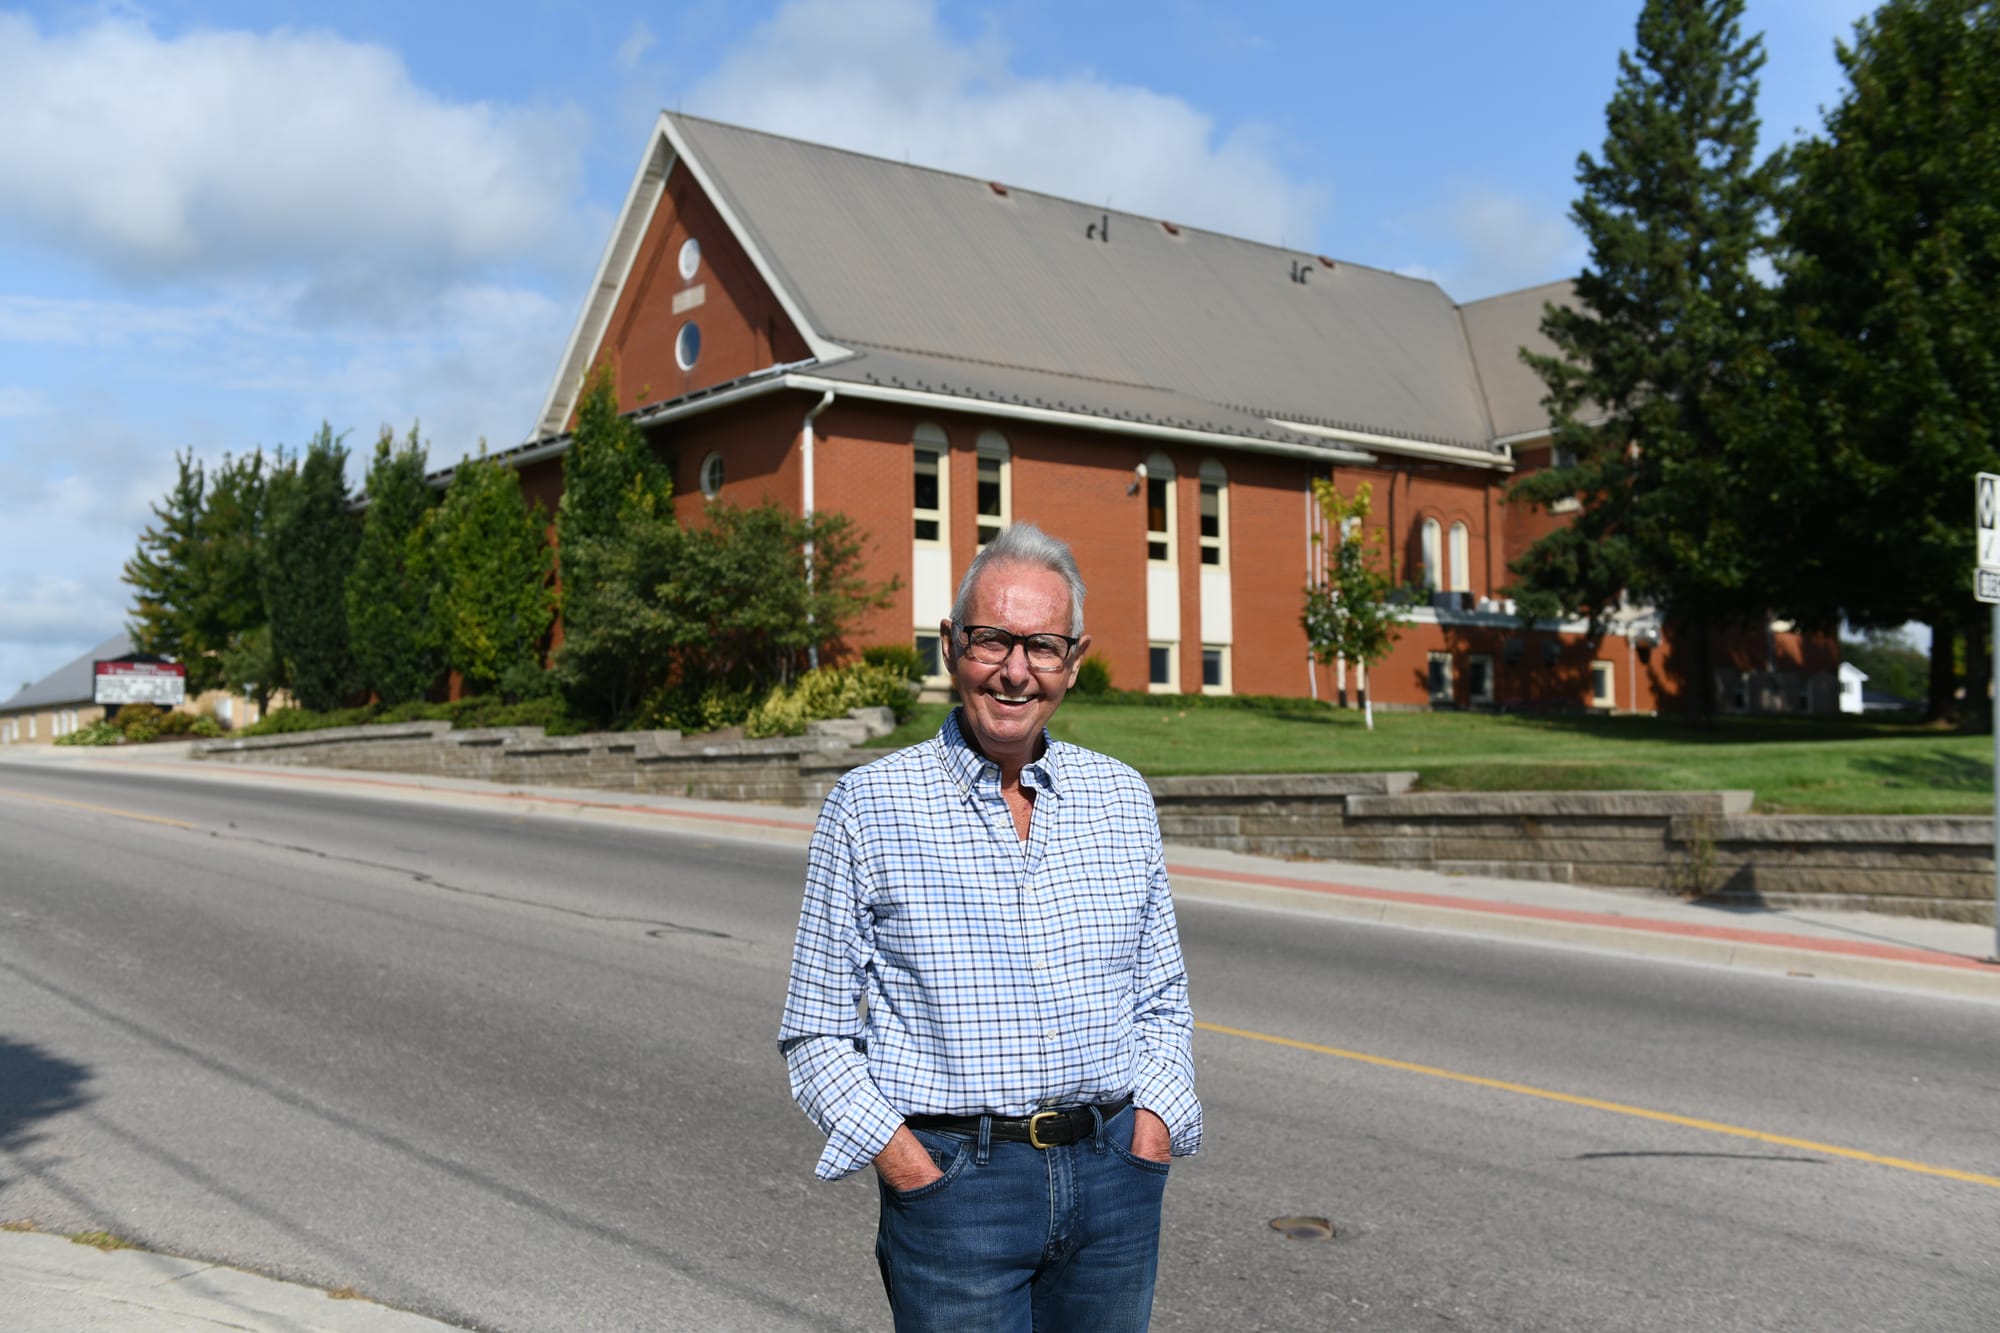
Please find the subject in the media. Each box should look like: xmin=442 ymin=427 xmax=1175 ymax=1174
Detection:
xmin=208 ymin=830 xmax=736 ymax=940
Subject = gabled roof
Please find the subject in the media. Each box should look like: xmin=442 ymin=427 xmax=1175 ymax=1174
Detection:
xmin=1 ymin=633 xmax=134 ymax=711
xmin=1458 ymin=279 xmax=1575 ymax=442
xmin=538 ymin=113 xmax=1561 ymax=468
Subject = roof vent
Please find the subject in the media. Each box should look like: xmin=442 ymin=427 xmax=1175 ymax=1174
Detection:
xmin=1161 ymin=221 xmax=1181 ymax=236
xmin=1318 ymin=255 xmax=1336 ymax=269
xmin=988 ymin=181 xmax=1008 ymax=196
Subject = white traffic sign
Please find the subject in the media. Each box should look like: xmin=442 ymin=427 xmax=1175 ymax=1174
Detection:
xmin=1978 ymin=569 xmax=2000 ymax=604
xmin=1979 ymin=472 xmax=2000 ymax=572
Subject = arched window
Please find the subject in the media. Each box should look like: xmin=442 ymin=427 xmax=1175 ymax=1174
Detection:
xmin=1197 ymin=460 xmax=1227 ymax=567
xmin=976 ymin=431 xmax=1011 ymax=546
xmin=1145 ymin=452 xmax=1176 ymax=563
xmin=1420 ymin=517 xmax=1442 ymax=591
xmin=913 ymin=422 xmax=948 ymax=544
xmin=1448 ymin=521 xmax=1470 ymax=593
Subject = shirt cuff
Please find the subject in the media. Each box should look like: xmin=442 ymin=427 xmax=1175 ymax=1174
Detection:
xmin=1131 ymin=1061 xmax=1203 ymax=1158
xmin=813 ymin=1095 xmax=907 ymax=1180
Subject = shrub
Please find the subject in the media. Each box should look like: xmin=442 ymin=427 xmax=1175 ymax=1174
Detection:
xmin=55 ymin=720 xmax=123 ymax=746
xmin=1074 ymin=654 xmax=1113 ymax=696
xmin=862 ymin=643 xmax=926 ymax=683
xmin=744 ymin=664 xmax=914 ymax=738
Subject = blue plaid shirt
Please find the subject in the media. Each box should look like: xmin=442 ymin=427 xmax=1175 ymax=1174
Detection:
xmin=779 ymin=710 xmax=1202 ymax=1180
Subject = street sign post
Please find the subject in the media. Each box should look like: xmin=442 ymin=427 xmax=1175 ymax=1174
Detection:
xmin=1980 ymin=474 xmax=2000 ymax=959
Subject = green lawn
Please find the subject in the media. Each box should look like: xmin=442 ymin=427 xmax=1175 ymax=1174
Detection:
xmin=877 ymin=699 xmax=1994 ymax=815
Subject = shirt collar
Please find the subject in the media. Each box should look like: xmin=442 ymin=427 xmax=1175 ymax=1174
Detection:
xmin=936 ymin=708 xmax=1062 ymax=797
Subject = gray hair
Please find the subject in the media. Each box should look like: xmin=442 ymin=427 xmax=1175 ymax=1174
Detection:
xmin=948 ymin=523 xmax=1087 ymax=637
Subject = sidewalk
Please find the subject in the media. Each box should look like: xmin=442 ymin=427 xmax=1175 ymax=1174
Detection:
xmin=0 ymin=1228 xmax=460 ymax=1332
xmin=3 ymin=744 xmax=1996 ymax=1330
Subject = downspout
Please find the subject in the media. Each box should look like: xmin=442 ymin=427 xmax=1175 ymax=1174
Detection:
xmin=802 ymin=389 xmax=835 ymax=671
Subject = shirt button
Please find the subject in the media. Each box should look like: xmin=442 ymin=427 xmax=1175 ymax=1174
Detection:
xmin=1043 ymin=1031 xmax=1057 ymax=1042
xmin=1033 ymin=959 xmax=1047 ymax=970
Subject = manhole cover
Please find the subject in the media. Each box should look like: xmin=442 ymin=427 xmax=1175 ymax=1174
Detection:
xmin=1269 ymin=1215 xmax=1335 ymax=1241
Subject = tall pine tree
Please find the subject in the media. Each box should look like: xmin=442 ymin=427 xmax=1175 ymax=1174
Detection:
xmin=347 ymin=425 xmax=442 ymax=705
xmin=263 ymin=426 xmax=361 ymax=711
xmin=124 ymin=450 xmax=209 ymax=679
xmin=1777 ymin=0 xmax=2000 ymax=719
xmin=1508 ymin=0 xmax=1776 ymax=719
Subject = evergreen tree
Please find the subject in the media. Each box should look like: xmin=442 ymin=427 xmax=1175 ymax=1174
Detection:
xmin=1508 ymin=0 xmax=1776 ymax=719
xmin=1301 ymin=479 xmax=1404 ymax=731
xmin=123 ymin=450 xmax=209 ymax=680
xmin=1776 ymin=0 xmax=2000 ymax=720
xmin=431 ymin=449 xmax=554 ymax=698
xmin=553 ymin=365 xmax=678 ymax=725
xmin=123 ymin=449 xmax=268 ymax=694
xmin=263 ymin=426 xmax=360 ymax=711
xmin=200 ymin=452 xmax=269 ymax=673
xmin=346 ymin=425 xmax=442 ymax=705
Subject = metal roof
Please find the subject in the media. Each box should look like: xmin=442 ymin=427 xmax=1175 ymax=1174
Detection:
xmin=1 ymin=633 xmax=135 ymax=711
xmin=538 ymin=115 xmax=1567 ymax=463
xmin=665 ymin=113 xmax=1507 ymax=456
xmin=1458 ymin=280 xmax=1576 ymax=441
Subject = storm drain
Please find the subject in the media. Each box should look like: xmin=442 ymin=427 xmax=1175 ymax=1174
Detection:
xmin=1268 ymin=1216 xmax=1335 ymax=1241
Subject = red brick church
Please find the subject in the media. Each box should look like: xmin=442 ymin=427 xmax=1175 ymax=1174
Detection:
xmin=500 ymin=112 xmax=1834 ymax=714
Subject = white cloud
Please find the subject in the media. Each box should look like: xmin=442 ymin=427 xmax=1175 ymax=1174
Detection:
xmin=615 ymin=21 xmax=656 ymax=72
xmin=685 ymin=0 xmax=1323 ymax=246
xmin=1390 ymin=187 xmax=1585 ymax=301
xmin=0 ymin=13 xmax=588 ymax=297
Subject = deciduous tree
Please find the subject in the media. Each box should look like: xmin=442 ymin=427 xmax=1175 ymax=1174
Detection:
xmin=1776 ymin=0 xmax=2000 ymax=719
xmin=1302 ymin=479 xmax=1404 ymax=730
xmin=431 ymin=449 xmax=554 ymax=699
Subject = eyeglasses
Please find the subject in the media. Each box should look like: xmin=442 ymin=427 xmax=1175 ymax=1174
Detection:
xmin=954 ymin=624 xmax=1081 ymax=672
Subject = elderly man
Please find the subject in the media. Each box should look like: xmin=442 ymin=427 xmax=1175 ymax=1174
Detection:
xmin=779 ymin=522 xmax=1201 ymax=1332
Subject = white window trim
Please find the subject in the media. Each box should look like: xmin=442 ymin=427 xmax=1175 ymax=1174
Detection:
xmin=913 ymin=422 xmax=949 ymax=547
xmin=1148 ymin=640 xmax=1179 ymax=694
xmin=1200 ymin=643 xmax=1231 ymax=696
xmin=1420 ymin=518 xmax=1442 ymax=591
xmin=1427 ymin=650 xmax=1453 ymax=702
xmin=1145 ymin=452 xmax=1176 ymax=565
xmin=914 ymin=630 xmax=946 ymax=685
xmin=1197 ymin=460 xmax=1227 ymax=569
xmin=1448 ymin=521 xmax=1470 ymax=594
xmin=1467 ymin=652 xmax=1495 ymax=704
xmin=976 ymin=430 xmax=1011 ymax=546
xmin=1591 ymin=659 xmax=1616 ymax=709
xmin=698 ymin=452 xmax=725 ymax=500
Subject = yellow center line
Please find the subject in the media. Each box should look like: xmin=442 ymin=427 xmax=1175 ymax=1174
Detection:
xmin=0 ymin=787 xmax=198 ymax=831
xmin=1196 ymin=1019 xmax=2000 ymax=1190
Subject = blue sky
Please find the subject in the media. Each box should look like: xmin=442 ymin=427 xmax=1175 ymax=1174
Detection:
xmin=0 ymin=0 xmax=1878 ymax=695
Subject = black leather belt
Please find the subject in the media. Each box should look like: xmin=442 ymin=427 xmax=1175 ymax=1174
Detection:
xmin=906 ymin=1097 xmax=1132 ymax=1149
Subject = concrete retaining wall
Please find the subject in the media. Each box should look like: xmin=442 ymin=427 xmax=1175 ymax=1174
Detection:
xmin=1146 ymin=775 xmax=1994 ymax=924
xmin=191 ymin=710 xmax=899 ymax=807
xmin=192 ymin=727 xmax=1995 ymax=924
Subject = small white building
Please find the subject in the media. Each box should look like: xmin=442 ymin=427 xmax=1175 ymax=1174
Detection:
xmin=1837 ymin=661 xmax=1868 ymax=715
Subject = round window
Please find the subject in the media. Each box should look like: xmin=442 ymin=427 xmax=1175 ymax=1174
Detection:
xmin=675 ymin=321 xmax=701 ymax=370
xmin=699 ymin=452 xmax=725 ymax=499
xmin=678 ymin=237 xmax=701 ymax=281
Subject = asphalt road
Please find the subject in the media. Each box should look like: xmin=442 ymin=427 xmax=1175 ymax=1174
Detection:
xmin=1 ymin=759 xmax=1995 ymax=1331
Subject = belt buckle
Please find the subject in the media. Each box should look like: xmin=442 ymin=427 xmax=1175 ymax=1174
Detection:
xmin=1027 ymin=1110 xmax=1064 ymax=1149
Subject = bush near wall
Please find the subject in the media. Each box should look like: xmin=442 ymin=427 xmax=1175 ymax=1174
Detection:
xmin=745 ymin=664 xmax=914 ymax=739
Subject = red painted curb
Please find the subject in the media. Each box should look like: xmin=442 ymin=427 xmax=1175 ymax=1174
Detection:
xmin=1168 ymin=863 xmax=1997 ymax=972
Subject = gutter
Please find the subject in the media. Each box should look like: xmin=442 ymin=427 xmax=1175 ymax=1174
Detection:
xmin=1270 ymin=418 xmax=1513 ymax=471
xmin=801 ymin=388 xmax=835 ymax=670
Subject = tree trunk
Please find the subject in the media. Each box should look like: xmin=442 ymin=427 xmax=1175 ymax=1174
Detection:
xmin=1966 ymin=611 xmax=1991 ymax=731
xmin=1688 ymin=619 xmax=1715 ymax=726
xmin=1926 ymin=624 xmax=1958 ymax=723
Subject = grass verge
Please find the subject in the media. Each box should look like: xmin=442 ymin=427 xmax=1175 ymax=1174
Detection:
xmin=876 ymin=698 xmax=1991 ymax=815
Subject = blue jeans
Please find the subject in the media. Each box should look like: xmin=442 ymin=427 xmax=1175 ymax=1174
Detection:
xmin=874 ymin=1103 xmax=1170 ymax=1332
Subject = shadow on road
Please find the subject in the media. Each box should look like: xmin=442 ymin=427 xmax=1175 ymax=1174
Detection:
xmin=0 ymin=1034 xmax=93 ymax=1153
